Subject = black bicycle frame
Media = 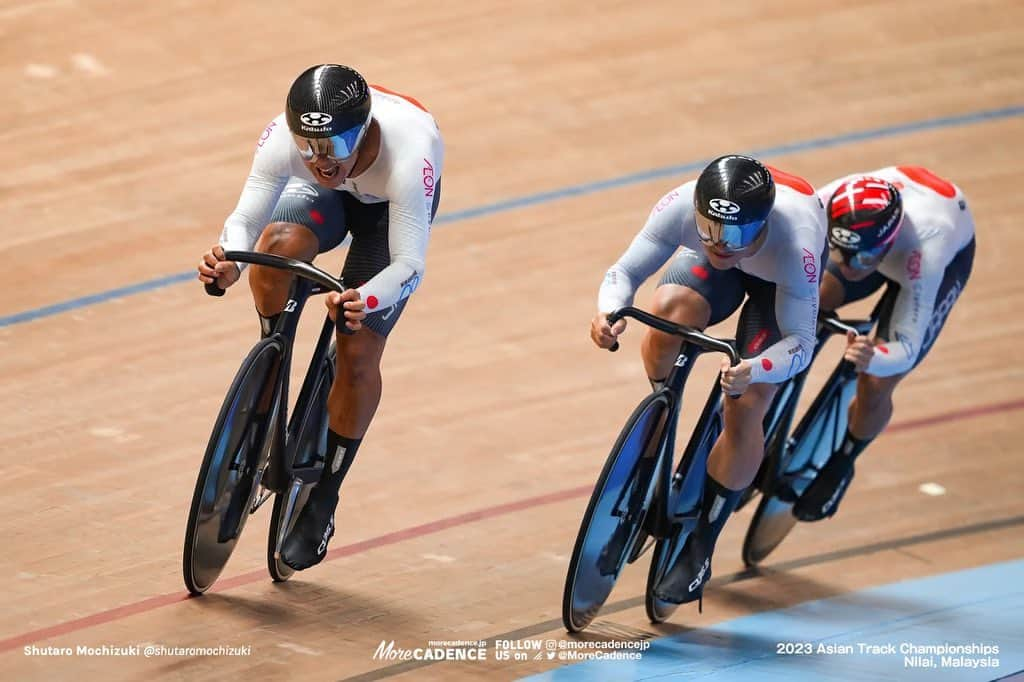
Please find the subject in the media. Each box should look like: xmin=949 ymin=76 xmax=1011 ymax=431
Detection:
xmin=758 ymin=310 xmax=879 ymax=490
xmin=756 ymin=324 xmax=835 ymax=476
xmin=246 ymin=276 xmax=314 ymax=507
xmin=645 ymin=341 xmax=706 ymax=539
xmin=605 ymin=307 xmax=739 ymax=541
xmin=213 ymin=251 xmax=348 ymax=508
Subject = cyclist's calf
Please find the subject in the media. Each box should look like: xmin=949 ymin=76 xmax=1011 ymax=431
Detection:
xmin=849 ymin=372 xmax=902 ymax=440
xmin=251 ymin=222 xmax=320 ymax=316
xmin=336 ymin=331 xmax=385 ymax=382
xmin=708 ymin=383 xmax=777 ymax=489
xmin=327 ymin=330 xmax=387 ymax=438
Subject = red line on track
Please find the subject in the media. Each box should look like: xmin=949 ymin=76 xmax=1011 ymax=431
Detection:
xmin=886 ymin=397 xmax=1024 ymax=433
xmin=209 ymin=484 xmax=593 ymax=594
xmin=1 ymin=485 xmax=591 ymax=653
xmin=2 ymin=398 xmax=1022 ymax=653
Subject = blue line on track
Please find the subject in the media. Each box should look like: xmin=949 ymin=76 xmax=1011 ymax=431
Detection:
xmin=3 ymin=105 xmax=1022 ymax=329
xmin=0 ymin=272 xmax=196 ymax=328
xmin=523 ymin=558 xmax=1024 ymax=682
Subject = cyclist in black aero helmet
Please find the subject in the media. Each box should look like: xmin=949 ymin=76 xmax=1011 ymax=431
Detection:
xmin=592 ymin=154 xmax=826 ymax=607
xmin=693 ymin=155 xmax=775 ymax=253
xmin=198 ymin=63 xmax=444 ymax=571
xmin=286 ymin=64 xmax=373 ymax=182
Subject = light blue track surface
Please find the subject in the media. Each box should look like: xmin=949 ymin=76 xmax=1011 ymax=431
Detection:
xmin=522 ymin=559 xmax=1024 ymax=681
xmin=2 ymin=105 xmax=1022 ymax=330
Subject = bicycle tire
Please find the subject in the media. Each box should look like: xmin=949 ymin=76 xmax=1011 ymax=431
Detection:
xmin=645 ymin=388 xmax=723 ymax=623
xmin=742 ymin=366 xmax=856 ymax=567
xmin=183 ymin=338 xmax=282 ymax=595
xmin=562 ymin=392 xmax=668 ymax=633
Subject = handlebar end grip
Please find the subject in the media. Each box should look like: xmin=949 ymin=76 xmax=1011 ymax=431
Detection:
xmin=205 ymin=282 xmax=225 ymax=297
xmin=609 ymin=342 xmax=619 ymax=352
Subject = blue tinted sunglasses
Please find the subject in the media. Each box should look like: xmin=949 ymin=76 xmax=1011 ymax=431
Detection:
xmin=292 ymin=118 xmax=369 ymax=162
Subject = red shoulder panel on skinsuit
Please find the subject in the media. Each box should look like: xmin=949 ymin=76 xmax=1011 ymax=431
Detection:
xmin=371 ymin=84 xmax=430 ymax=113
xmin=766 ymin=165 xmax=814 ymax=195
xmin=897 ymin=166 xmax=957 ymax=198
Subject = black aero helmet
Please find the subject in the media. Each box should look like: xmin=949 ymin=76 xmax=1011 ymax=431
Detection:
xmin=693 ymin=155 xmax=776 ymax=251
xmin=286 ymin=64 xmax=372 ymax=161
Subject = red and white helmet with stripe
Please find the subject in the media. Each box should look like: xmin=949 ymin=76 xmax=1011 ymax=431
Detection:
xmin=826 ymin=176 xmax=904 ymax=258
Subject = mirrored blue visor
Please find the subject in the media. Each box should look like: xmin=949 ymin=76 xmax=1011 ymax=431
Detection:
xmin=695 ymin=212 xmax=766 ymax=252
xmin=292 ymin=118 xmax=369 ymax=162
xmin=828 ymin=220 xmax=900 ymax=270
xmin=830 ymin=240 xmax=891 ymax=270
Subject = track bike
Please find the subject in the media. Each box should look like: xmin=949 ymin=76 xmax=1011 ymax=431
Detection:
xmin=183 ymin=252 xmax=349 ymax=595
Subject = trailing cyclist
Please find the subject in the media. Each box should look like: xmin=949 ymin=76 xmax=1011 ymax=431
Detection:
xmin=793 ymin=167 xmax=975 ymax=521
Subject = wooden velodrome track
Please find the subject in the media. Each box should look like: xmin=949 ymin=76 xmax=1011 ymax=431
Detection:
xmin=2 ymin=0 xmax=1022 ymax=680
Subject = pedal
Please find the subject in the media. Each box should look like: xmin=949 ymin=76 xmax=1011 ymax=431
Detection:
xmin=289 ymin=465 xmax=324 ymax=485
xmin=250 ymin=486 xmax=274 ymax=513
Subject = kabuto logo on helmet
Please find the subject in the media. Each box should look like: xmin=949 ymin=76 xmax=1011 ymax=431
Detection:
xmin=830 ymin=227 xmax=861 ymax=247
xmin=707 ymin=198 xmax=742 ymax=221
xmin=300 ymin=112 xmax=333 ymax=127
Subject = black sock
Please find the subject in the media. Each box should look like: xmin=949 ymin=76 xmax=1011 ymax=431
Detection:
xmin=838 ymin=428 xmax=871 ymax=460
xmin=259 ymin=312 xmax=282 ymax=339
xmin=699 ymin=474 xmax=744 ymax=545
xmin=315 ymin=430 xmax=361 ymax=500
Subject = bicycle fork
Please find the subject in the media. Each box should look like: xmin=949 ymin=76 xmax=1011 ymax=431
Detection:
xmin=249 ymin=373 xmax=287 ymax=515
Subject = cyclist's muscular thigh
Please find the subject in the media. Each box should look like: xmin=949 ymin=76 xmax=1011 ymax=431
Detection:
xmin=642 ymin=284 xmax=712 ymax=380
xmin=250 ymin=222 xmax=319 ymax=315
xmin=645 ymin=249 xmax=746 ymax=381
